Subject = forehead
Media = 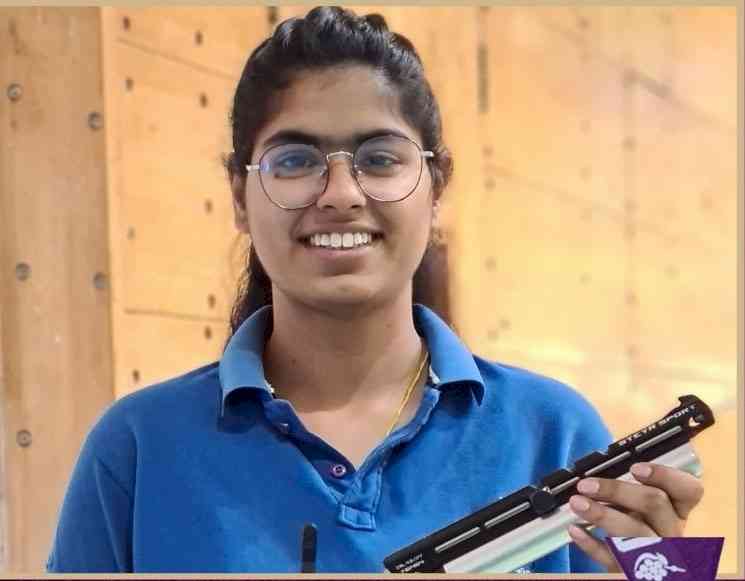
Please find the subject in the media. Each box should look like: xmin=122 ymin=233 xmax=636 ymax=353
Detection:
xmin=255 ymin=66 xmax=419 ymax=150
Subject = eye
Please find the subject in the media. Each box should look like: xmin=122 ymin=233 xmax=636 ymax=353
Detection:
xmin=357 ymin=151 xmax=402 ymax=174
xmin=266 ymin=147 xmax=323 ymax=178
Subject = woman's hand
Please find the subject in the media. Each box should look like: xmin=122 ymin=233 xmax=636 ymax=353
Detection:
xmin=567 ymin=463 xmax=705 ymax=572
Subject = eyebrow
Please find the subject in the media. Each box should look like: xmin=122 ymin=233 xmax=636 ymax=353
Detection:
xmin=259 ymin=128 xmax=413 ymax=151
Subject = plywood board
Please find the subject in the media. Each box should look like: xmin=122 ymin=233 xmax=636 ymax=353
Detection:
xmin=0 ymin=7 xmax=114 ymax=572
xmin=473 ymin=174 xmax=628 ymax=367
xmin=115 ymin=314 xmax=228 ymax=399
xmin=631 ymin=227 xmax=737 ymax=379
xmin=112 ymin=41 xmax=241 ymax=319
xmin=482 ymin=8 xmax=628 ymax=216
xmin=106 ymin=7 xmax=269 ymax=79
xmin=631 ymin=87 xmax=737 ymax=257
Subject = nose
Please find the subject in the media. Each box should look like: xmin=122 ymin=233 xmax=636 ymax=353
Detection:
xmin=314 ymin=153 xmax=367 ymax=211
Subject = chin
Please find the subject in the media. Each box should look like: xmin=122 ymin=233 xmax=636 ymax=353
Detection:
xmin=300 ymin=285 xmax=396 ymax=317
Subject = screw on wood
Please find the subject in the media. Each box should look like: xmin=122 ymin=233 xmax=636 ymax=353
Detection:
xmin=268 ymin=7 xmax=278 ymax=25
xmin=195 ymin=30 xmax=203 ymax=45
xmin=93 ymin=272 xmax=108 ymax=290
xmin=125 ymin=77 xmax=134 ymax=91
xmin=16 ymin=430 xmax=32 ymax=447
xmin=7 ymin=83 xmax=23 ymax=102
xmin=207 ymin=294 xmax=216 ymax=309
xmin=15 ymin=262 xmax=31 ymax=281
xmin=127 ymin=226 xmax=136 ymax=240
xmin=204 ymin=326 xmax=212 ymax=340
xmin=132 ymin=369 xmax=140 ymax=382
xmin=205 ymin=199 xmax=213 ymax=213
xmin=199 ymin=93 xmax=209 ymax=108
xmin=88 ymin=112 xmax=103 ymax=130
xmin=122 ymin=16 xmax=131 ymax=30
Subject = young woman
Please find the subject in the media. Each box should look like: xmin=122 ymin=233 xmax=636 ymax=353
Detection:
xmin=48 ymin=7 xmax=703 ymax=573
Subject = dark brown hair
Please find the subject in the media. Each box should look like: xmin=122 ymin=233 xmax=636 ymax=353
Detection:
xmin=224 ymin=7 xmax=454 ymax=344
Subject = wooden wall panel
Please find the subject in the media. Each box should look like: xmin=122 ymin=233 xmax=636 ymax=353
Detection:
xmin=113 ymin=42 xmax=238 ymax=318
xmin=474 ymin=6 xmax=739 ymax=573
xmin=101 ymin=8 xmax=269 ymax=399
xmin=107 ymin=7 xmax=268 ymax=78
xmin=0 ymin=8 xmax=114 ymax=572
xmin=0 ymin=257 xmax=6 ymax=570
xmin=116 ymin=315 xmax=228 ymax=398
xmin=476 ymin=175 xmax=627 ymax=365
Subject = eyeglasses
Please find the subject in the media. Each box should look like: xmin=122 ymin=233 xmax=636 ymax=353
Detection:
xmin=246 ymin=134 xmax=434 ymax=210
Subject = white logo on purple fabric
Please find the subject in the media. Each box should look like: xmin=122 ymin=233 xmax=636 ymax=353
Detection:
xmin=633 ymin=552 xmax=687 ymax=581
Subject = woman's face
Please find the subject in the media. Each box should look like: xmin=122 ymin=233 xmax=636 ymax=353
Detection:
xmin=232 ymin=65 xmax=438 ymax=315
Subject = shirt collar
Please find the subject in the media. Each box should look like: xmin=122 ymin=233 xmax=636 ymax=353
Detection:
xmin=218 ymin=304 xmax=485 ymax=417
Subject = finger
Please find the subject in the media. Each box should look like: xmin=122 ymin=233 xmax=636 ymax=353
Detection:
xmin=569 ymin=494 xmax=657 ymax=537
xmin=575 ymin=475 xmax=683 ymax=535
xmin=630 ymin=463 xmax=704 ymax=520
xmin=567 ymin=525 xmax=620 ymax=572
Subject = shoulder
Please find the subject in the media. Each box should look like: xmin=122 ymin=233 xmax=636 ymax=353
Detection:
xmin=472 ymin=355 xmax=613 ymax=462
xmin=82 ymin=362 xmax=221 ymax=470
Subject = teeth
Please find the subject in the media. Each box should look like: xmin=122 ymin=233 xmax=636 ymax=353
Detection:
xmin=307 ymin=232 xmax=377 ymax=249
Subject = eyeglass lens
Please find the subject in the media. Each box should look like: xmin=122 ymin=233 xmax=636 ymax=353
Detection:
xmin=257 ymin=135 xmax=425 ymax=209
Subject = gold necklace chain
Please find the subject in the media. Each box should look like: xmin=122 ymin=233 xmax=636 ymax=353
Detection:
xmin=384 ymin=344 xmax=429 ymax=437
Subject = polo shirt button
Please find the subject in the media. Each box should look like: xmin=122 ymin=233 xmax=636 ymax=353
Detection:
xmin=277 ymin=422 xmax=290 ymax=434
xmin=330 ymin=463 xmax=347 ymax=478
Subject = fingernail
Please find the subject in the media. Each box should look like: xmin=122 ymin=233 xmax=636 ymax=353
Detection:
xmin=632 ymin=463 xmax=653 ymax=478
xmin=568 ymin=525 xmax=587 ymax=540
xmin=570 ymin=495 xmax=590 ymax=512
xmin=577 ymin=478 xmax=599 ymax=494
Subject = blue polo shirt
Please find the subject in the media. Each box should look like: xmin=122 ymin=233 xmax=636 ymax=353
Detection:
xmin=47 ymin=304 xmax=612 ymax=573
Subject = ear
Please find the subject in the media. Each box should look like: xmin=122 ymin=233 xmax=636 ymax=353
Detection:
xmin=231 ymin=174 xmax=251 ymax=234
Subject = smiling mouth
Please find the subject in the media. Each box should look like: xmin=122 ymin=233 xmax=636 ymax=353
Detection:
xmin=299 ymin=233 xmax=384 ymax=251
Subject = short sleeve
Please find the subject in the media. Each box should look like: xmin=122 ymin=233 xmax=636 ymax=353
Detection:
xmin=47 ymin=411 xmax=135 ymax=572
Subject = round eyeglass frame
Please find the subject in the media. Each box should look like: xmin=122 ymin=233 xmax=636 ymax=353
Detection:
xmin=245 ymin=134 xmax=435 ymax=210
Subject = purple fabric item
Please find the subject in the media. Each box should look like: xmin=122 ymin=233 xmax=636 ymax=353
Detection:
xmin=606 ymin=537 xmax=724 ymax=581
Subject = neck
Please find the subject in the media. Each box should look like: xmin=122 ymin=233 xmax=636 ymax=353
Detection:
xmin=263 ymin=292 xmax=424 ymax=412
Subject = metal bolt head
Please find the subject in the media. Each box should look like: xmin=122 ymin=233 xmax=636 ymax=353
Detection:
xmin=15 ymin=262 xmax=31 ymax=281
xmin=93 ymin=272 xmax=108 ymax=290
xmin=17 ymin=430 xmax=32 ymax=447
xmin=88 ymin=112 xmax=103 ymax=130
xmin=7 ymin=83 xmax=23 ymax=102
